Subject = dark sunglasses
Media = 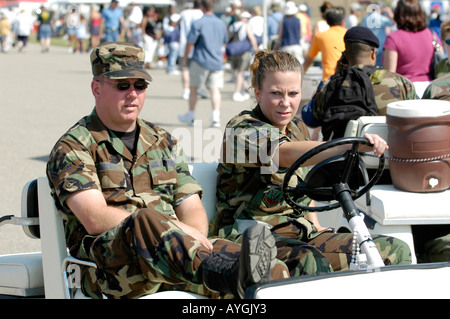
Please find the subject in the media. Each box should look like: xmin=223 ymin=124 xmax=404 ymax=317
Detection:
xmin=445 ymin=39 xmax=450 ymax=45
xmin=96 ymin=79 xmax=148 ymax=91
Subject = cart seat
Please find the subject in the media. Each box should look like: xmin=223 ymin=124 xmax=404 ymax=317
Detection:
xmin=0 ymin=179 xmax=44 ymax=298
xmin=0 ymin=162 xmax=218 ymax=299
xmin=355 ymin=185 xmax=450 ymax=225
xmin=0 ymin=252 xmax=44 ymax=297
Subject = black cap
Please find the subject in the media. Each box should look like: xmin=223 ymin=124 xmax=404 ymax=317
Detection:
xmin=344 ymin=26 xmax=380 ymax=48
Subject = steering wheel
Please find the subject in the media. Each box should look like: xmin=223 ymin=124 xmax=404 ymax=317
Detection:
xmin=282 ymin=137 xmax=385 ymax=212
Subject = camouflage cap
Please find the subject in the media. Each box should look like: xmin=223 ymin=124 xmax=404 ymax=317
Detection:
xmin=90 ymin=42 xmax=152 ymax=81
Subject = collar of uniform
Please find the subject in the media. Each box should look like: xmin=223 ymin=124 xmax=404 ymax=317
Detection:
xmin=135 ymin=118 xmax=160 ymax=156
xmin=253 ymin=104 xmax=297 ymax=138
xmin=253 ymin=104 xmax=270 ymax=123
xmin=85 ymin=108 xmax=159 ymax=160
xmin=85 ymin=108 xmax=111 ymax=143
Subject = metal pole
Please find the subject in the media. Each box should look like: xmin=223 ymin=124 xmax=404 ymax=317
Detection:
xmin=262 ymin=0 xmax=268 ymax=48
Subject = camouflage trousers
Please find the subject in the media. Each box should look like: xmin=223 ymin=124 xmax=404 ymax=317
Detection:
xmin=82 ymin=208 xmax=289 ymax=299
xmin=269 ymin=221 xmax=413 ymax=277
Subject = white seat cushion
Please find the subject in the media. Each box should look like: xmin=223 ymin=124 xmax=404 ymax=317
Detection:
xmin=356 ymin=185 xmax=450 ymax=225
xmin=0 ymin=252 xmax=44 ymax=297
xmin=344 ymin=116 xmax=390 ymax=169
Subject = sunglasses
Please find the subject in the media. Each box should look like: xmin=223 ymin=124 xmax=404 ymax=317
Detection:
xmin=96 ymin=79 xmax=148 ymax=91
xmin=445 ymin=39 xmax=450 ymax=45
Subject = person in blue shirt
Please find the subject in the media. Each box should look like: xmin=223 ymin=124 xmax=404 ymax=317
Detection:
xmin=273 ymin=1 xmax=303 ymax=63
xmin=101 ymin=0 xmax=130 ymax=42
xmin=267 ymin=3 xmax=283 ymax=44
xmin=163 ymin=13 xmax=181 ymax=75
xmin=178 ymin=0 xmax=228 ymax=128
xmin=361 ymin=3 xmax=394 ymax=67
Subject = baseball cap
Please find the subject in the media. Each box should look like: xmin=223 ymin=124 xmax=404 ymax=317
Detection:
xmin=170 ymin=13 xmax=180 ymax=23
xmin=90 ymin=42 xmax=152 ymax=82
xmin=240 ymin=11 xmax=251 ymax=19
xmin=344 ymin=26 xmax=380 ymax=48
xmin=283 ymin=1 xmax=298 ymax=15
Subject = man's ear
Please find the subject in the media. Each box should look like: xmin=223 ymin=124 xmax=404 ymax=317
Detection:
xmin=371 ymin=48 xmax=377 ymax=61
xmin=91 ymin=80 xmax=101 ymax=99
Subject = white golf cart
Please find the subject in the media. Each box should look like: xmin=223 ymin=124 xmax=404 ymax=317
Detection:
xmin=0 ymin=101 xmax=449 ymax=299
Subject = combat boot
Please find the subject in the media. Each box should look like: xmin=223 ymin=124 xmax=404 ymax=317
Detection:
xmin=199 ymin=223 xmax=277 ymax=298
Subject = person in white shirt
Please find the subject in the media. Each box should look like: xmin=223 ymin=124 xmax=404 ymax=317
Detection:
xmin=249 ymin=5 xmax=264 ymax=40
xmin=344 ymin=3 xmax=362 ymax=29
xmin=15 ymin=9 xmax=33 ymax=52
xmin=127 ymin=2 xmax=143 ymax=44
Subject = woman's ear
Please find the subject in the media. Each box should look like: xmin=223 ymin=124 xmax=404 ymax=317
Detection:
xmin=254 ymin=88 xmax=261 ymax=104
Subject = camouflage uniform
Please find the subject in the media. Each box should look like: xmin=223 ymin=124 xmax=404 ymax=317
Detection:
xmin=311 ymin=65 xmax=418 ymax=121
xmin=46 ymin=109 xmax=288 ymax=298
xmin=214 ymin=106 xmax=412 ymax=276
xmin=422 ymin=73 xmax=450 ymax=100
xmin=434 ymin=57 xmax=450 ymax=80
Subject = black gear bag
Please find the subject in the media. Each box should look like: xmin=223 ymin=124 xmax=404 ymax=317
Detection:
xmin=321 ymin=65 xmax=379 ymax=140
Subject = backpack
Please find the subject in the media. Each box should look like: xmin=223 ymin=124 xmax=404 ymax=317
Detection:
xmin=228 ymin=22 xmax=243 ymax=43
xmin=321 ymin=65 xmax=379 ymax=140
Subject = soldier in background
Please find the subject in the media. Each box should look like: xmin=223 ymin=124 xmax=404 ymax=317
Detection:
xmin=422 ymin=74 xmax=450 ymax=100
xmin=302 ymin=26 xmax=417 ymax=139
xmin=422 ymin=20 xmax=450 ymax=100
xmin=46 ymin=42 xmax=288 ymax=299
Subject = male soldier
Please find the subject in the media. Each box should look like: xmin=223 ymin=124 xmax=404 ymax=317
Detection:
xmin=422 ymin=73 xmax=450 ymax=100
xmin=422 ymin=20 xmax=450 ymax=100
xmin=46 ymin=42 xmax=288 ymax=299
xmin=302 ymin=26 xmax=417 ymax=139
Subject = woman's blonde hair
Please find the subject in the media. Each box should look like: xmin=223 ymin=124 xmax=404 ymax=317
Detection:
xmin=441 ymin=20 xmax=450 ymax=42
xmin=250 ymin=50 xmax=303 ymax=90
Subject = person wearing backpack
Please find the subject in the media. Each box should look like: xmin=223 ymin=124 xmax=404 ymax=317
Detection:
xmin=302 ymin=26 xmax=418 ymax=140
xmin=227 ymin=11 xmax=259 ymax=102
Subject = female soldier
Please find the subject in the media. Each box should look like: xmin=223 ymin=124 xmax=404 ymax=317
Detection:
xmin=213 ymin=50 xmax=412 ymax=276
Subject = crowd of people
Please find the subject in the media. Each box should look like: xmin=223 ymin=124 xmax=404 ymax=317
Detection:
xmin=2 ymin=1 xmax=449 ymax=99
xmin=300 ymin=0 xmax=450 ymax=141
xmin=1 ymin=0 xmax=448 ymax=158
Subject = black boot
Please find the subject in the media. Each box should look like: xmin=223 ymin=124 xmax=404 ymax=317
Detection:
xmin=199 ymin=223 xmax=277 ymax=298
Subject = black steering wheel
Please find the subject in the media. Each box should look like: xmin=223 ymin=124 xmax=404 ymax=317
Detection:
xmin=282 ymin=137 xmax=385 ymax=212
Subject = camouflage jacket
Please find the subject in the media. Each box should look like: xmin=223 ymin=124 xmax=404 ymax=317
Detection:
xmin=312 ymin=65 xmax=417 ymax=121
xmin=422 ymin=73 xmax=450 ymax=100
xmin=434 ymin=58 xmax=450 ymax=80
xmin=46 ymin=108 xmax=202 ymax=259
xmin=213 ymin=106 xmax=315 ymax=241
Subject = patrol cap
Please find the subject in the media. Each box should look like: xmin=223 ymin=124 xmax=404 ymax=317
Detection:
xmin=90 ymin=42 xmax=152 ymax=82
xmin=344 ymin=26 xmax=380 ymax=48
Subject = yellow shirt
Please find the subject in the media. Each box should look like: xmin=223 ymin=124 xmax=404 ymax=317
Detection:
xmin=308 ymin=25 xmax=347 ymax=81
xmin=0 ymin=18 xmax=11 ymax=37
xmin=296 ymin=12 xmax=311 ymax=42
